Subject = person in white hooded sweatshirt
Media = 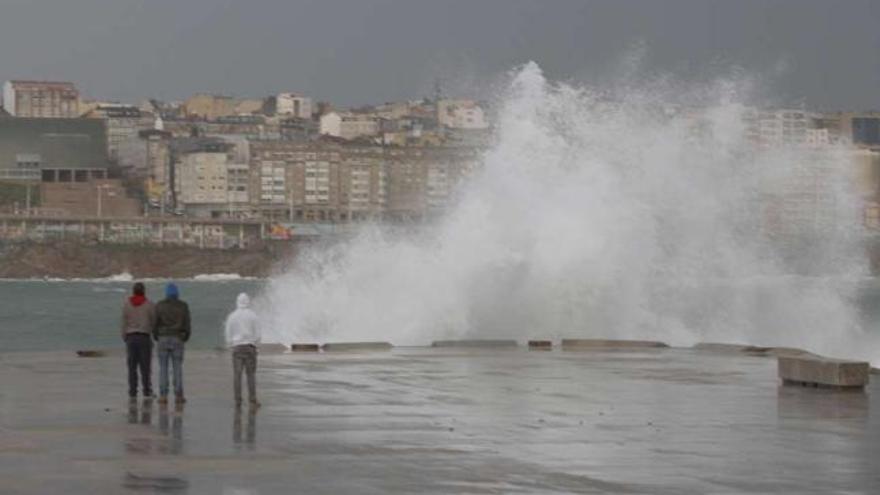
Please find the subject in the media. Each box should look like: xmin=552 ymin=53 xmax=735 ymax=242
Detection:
xmin=225 ymin=293 xmax=261 ymax=408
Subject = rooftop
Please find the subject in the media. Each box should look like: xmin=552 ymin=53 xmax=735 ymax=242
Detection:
xmin=6 ymin=80 xmax=78 ymax=91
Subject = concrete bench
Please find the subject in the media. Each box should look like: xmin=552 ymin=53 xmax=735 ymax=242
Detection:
xmin=321 ymin=342 xmax=392 ymax=352
xmin=258 ymin=343 xmax=289 ymax=354
xmin=561 ymin=339 xmax=668 ymax=350
xmin=778 ymin=355 xmax=870 ymax=389
xmin=431 ymin=339 xmax=518 ymax=348
xmin=694 ymin=343 xmax=816 ymax=358
xmin=747 ymin=346 xmax=815 ymax=358
xmin=290 ymin=343 xmax=320 ymax=352
xmin=528 ymin=340 xmax=553 ymax=350
xmin=693 ymin=343 xmax=756 ymax=353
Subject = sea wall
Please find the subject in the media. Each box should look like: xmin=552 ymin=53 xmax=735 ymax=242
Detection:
xmin=0 ymin=240 xmax=299 ymax=279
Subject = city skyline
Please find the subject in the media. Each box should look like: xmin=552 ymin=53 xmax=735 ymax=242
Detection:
xmin=0 ymin=0 xmax=877 ymax=110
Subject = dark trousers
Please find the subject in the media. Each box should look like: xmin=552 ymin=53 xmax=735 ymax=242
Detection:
xmin=126 ymin=333 xmax=153 ymax=397
xmin=232 ymin=345 xmax=257 ymax=403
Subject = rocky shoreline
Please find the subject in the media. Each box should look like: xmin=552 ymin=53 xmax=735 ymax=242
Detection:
xmin=0 ymin=241 xmax=299 ymax=279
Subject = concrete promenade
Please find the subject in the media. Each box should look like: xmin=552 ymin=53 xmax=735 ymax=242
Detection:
xmin=0 ymin=347 xmax=877 ymax=494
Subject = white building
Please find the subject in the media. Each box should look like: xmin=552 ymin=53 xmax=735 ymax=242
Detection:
xmin=175 ymin=152 xmax=230 ymax=205
xmin=436 ymin=99 xmax=488 ymax=130
xmin=276 ymin=93 xmax=313 ymax=119
xmin=2 ymin=80 xmax=80 ymax=118
xmin=319 ymin=112 xmax=380 ymax=140
xmin=743 ymin=108 xmax=811 ymax=147
xmin=174 ymin=150 xmax=250 ymax=216
xmin=805 ymin=128 xmax=831 ymax=148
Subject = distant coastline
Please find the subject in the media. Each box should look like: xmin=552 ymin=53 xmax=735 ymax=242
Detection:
xmin=0 ymin=241 xmax=295 ymax=279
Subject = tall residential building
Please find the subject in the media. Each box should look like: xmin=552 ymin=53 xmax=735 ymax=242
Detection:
xmin=319 ymin=112 xmax=380 ymax=141
xmin=276 ymin=93 xmax=313 ymax=119
xmin=249 ymin=141 xmax=388 ymax=221
xmin=83 ymin=104 xmax=153 ymax=162
xmin=183 ymin=94 xmax=237 ymax=120
xmin=2 ymin=80 xmax=80 ymax=118
xmin=117 ymin=128 xmax=173 ymax=206
xmin=743 ymin=108 xmax=810 ymax=147
xmin=171 ymin=138 xmax=249 ymax=217
xmin=436 ymin=99 xmax=489 ymax=130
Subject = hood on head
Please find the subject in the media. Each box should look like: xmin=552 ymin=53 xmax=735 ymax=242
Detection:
xmin=236 ymin=292 xmax=250 ymax=309
xmin=165 ymin=283 xmax=179 ymax=299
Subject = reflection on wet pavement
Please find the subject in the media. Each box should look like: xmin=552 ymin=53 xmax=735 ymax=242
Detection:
xmin=233 ymin=408 xmax=256 ymax=448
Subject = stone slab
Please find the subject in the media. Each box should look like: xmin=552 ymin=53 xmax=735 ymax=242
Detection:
xmin=75 ymin=350 xmax=108 ymax=358
xmin=431 ymin=339 xmax=518 ymax=348
xmin=693 ymin=342 xmax=756 ymax=353
xmin=258 ymin=344 xmax=289 ymax=354
xmin=778 ymin=355 xmax=871 ymax=389
xmin=290 ymin=343 xmax=321 ymax=352
xmin=561 ymin=339 xmax=668 ymax=350
xmin=321 ymin=342 xmax=392 ymax=352
xmin=748 ymin=346 xmax=816 ymax=358
xmin=528 ymin=340 xmax=553 ymax=350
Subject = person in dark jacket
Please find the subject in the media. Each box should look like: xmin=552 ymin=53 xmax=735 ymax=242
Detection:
xmin=121 ymin=282 xmax=155 ymax=400
xmin=152 ymin=283 xmax=191 ymax=405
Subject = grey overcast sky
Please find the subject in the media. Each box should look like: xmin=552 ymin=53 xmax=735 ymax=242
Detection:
xmin=0 ymin=0 xmax=877 ymax=110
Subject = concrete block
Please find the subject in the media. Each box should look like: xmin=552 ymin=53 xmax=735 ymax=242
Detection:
xmin=258 ymin=344 xmax=289 ymax=354
xmin=528 ymin=340 xmax=553 ymax=350
xmin=693 ymin=342 xmax=756 ymax=353
xmin=561 ymin=339 xmax=668 ymax=350
xmin=76 ymin=350 xmax=107 ymax=358
xmin=431 ymin=339 xmax=518 ymax=348
xmin=321 ymin=342 xmax=392 ymax=352
xmin=778 ymin=356 xmax=870 ymax=389
xmin=694 ymin=343 xmax=819 ymax=358
xmin=748 ymin=347 xmax=815 ymax=358
xmin=290 ymin=343 xmax=320 ymax=352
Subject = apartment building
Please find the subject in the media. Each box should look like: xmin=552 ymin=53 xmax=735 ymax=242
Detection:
xmin=250 ymin=141 xmax=389 ymax=221
xmin=276 ymin=93 xmax=313 ymax=119
xmin=2 ymin=80 xmax=80 ymax=118
xmin=319 ymin=112 xmax=380 ymax=141
xmin=248 ymin=141 xmax=480 ymax=222
xmin=171 ymin=139 xmax=250 ymax=217
xmin=83 ymin=104 xmax=153 ymax=162
xmin=743 ymin=108 xmax=811 ymax=147
xmin=437 ymin=99 xmax=489 ymax=130
xmin=183 ymin=94 xmax=237 ymax=120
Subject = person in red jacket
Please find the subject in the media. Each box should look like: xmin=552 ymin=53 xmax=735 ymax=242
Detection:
xmin=121 ymin=282 xmax=155 ymax=401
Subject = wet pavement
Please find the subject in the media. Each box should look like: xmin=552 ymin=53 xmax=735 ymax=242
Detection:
xmin=0 ymin=347 xmax=877 ymax=494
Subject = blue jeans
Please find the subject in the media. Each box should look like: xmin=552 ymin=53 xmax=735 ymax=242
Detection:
xmin=157 ymin=336 xmax=184 ymax=397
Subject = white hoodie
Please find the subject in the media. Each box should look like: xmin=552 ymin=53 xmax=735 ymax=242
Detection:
xmin=225 ymin=293 xmax=261 ymax=347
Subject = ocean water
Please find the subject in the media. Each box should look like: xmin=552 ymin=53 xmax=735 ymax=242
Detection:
xmin=1 ymin=277 xmax=879 ymax=356
xmin=0 ymin=279 xmax=263 ymax=352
